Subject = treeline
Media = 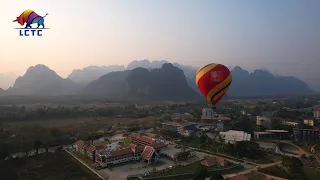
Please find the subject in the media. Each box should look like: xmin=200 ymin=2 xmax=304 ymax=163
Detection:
xmin=0 ymin=105 xmax=152 ymax=122
xmin=0 ymin=102 xmax=204 ymax=122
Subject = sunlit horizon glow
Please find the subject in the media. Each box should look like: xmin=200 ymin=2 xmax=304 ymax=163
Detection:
xmin=0 ymin=0 xmax=319 ymax=88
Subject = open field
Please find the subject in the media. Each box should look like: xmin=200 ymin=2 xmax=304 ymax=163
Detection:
xmin=246 ymin=172 xmax=288 ymax=180
xmin=5 ymin=116 xmax=158 ymax=130
xmin=304 ymin=169 xmax=320 ymax=180
xmin=1 ymin=116 xmax=158 ymax=153
xmin=0 ymin=152 xmax=99 ymax=180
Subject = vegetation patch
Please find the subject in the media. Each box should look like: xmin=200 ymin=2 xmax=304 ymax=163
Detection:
xmin=0 ymin=152 xmax=99 ymax=180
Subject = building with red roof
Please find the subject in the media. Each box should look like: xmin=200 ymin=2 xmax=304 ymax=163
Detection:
xmin=128 ymin=132 xmax=156 ymax=146
xmin=75 ymin=140 xmax=90 ymax=154
xmin=75 ymin=140 xmax=107 ymax=161
xmin=200 ymin=156 xmax=225 ymax=167
xmin=141 ymin=146 xmax=160 ymax=164
xmin=96 ymin=144 xmax=145 ymax=167
xmin=95 ymin=143 xmax=162 ymax=167
xmin=75 ymin=133 xmax=167 ymax=166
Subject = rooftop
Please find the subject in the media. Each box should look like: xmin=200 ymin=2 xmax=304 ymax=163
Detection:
xmin=75 ymin=140 xmax=90 ymax=149
xmin=265 ymin=130 xmax=289 ymax=133
xmin=201 ymin=116 xmax=231 ymax=120
xmin=141 ymin=146 xmax=154 ymax=160
xmin=201 ymin=156 xmax=225 ymax=167
xmin=161 ymin=122 xmax=198 ymax=127
xmin=254 ymin=131 xmax=273 ymax=135
xmin=293 ymin=128 xmax=320 ymax=131
xmin=128 ymin=132 xmax=155 ymax=144
xmin=98 ymin=145 xmax=144 ymax=158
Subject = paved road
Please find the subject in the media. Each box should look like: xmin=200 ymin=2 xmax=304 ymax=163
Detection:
xmin=105 ymin=158 xmax=176 ymax=180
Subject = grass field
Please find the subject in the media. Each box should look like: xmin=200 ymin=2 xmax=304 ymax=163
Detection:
xmin=0 ymin=152 xmax=99 ymax=180
xmin=246 ymin=172 xmax=268 ymax=180
xmin=258 ymin=166 xmax=290 ymax=179
xmin=6 ymin=116 xmax=158 ymax=131
xmin=1 ymin=116 xmax=158 ymax=153
xmin=304 ymin=169 xmax=320 ymax=180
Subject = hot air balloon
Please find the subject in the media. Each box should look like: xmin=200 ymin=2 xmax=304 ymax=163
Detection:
xmin=195 ymin=63 xmax=232 ymax=109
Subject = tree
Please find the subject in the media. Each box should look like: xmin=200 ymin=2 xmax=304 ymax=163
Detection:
xmin=176 ymin=151 xmax=190 ymax=161
xmin=232 ymin=116 xmax=256 ymax=134
xmin=210 ymin=173 xmax=223 ymax=180
xmin=282 ymin=156 xmax=306 ymax=179
xmin=193 ymin=166 xmax=208 ymax=180
xmin=43 ymin=141 xmax=50 ymax=155
xmin=199 ymin=134 xmax=207 ymax=144
xmin=282 ymin=156 xmax=303 ymax=173
xmin=235 ymin=141 xmax=263 ymax=159
xmin=34 ymin=140 xmax=43 ymax=155
xmin=0 ymin=148 xmax=9 ymax=161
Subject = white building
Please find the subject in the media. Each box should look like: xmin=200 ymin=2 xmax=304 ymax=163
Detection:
xmin=241 ymin=110 xmax=246 ymax=115
xmin=202 ymin=108 xmax=217 ymax=117
xmin=219 ymin=130 xmax=251 ymax=144
xmin=314 ymin=107 xmax=320 ymax=120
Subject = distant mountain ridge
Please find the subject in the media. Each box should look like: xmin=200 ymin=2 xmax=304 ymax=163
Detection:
xmin=83 ymin=63 xmax=200 ymax=101
xmin=67 ymin=65 xmax=125 ymax=84
xmin=227 ymin=66 xmax=313 ymax=97
xmin=6 ymin=65 xmax=81 ymax=96
xmin=1 ymin=61 xmax=314 ymax=99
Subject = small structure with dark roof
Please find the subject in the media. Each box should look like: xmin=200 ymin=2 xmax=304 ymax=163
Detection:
xmin=201 ymin=156 xmax=225 ymax=167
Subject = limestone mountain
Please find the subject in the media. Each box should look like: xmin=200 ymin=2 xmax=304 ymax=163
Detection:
xmin=7 ymin=64 xmax=81 ymax=96
xmin=83 ymin=63 xmax=200 ymax=101
xmin=126 ymin=59 xmax=197 ymax=79
xmin=68 ymin=65 xmax=125 ymax=84
xmin=227 ymin=66 xmax=313 ymax=97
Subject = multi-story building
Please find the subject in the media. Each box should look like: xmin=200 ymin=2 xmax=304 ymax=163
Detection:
xmin=75 ymin=140 xmax=106 ymax=162
xmin=254 ymin=130 xmax=289 ymax=141
xmin=96 ymin=143 xmax=165 ymax=167
xmin=304 ymin=119 xmax=315 ymax=127
xmin=128 ymin=133 xmax=157 ymax=146
xmin=219 ymin=130 xmax=251 ymax=144
xmin=76 ymin=139 xmax=167 ymax=165
xmin=96 ymin=144 xmax=144 ymax=167
xmin=201 ymin=108 xmax=231 ymax=131
xmin=314 ymin=107 xmax=320 ymax=120
xmin=161 ymin=122 xmax=198 ymax=135
xmin=202 ymin=108 xmax=217 ymax=118
xmin=293 ymin=128 xmax=320 ymax=141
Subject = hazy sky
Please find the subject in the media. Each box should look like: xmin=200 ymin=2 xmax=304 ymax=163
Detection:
xmin=0 ymin=0 xmax=319 ymax=83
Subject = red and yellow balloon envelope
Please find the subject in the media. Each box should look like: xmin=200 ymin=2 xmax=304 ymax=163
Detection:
xmin=195 ymin=63 xmax=232 ymax=105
